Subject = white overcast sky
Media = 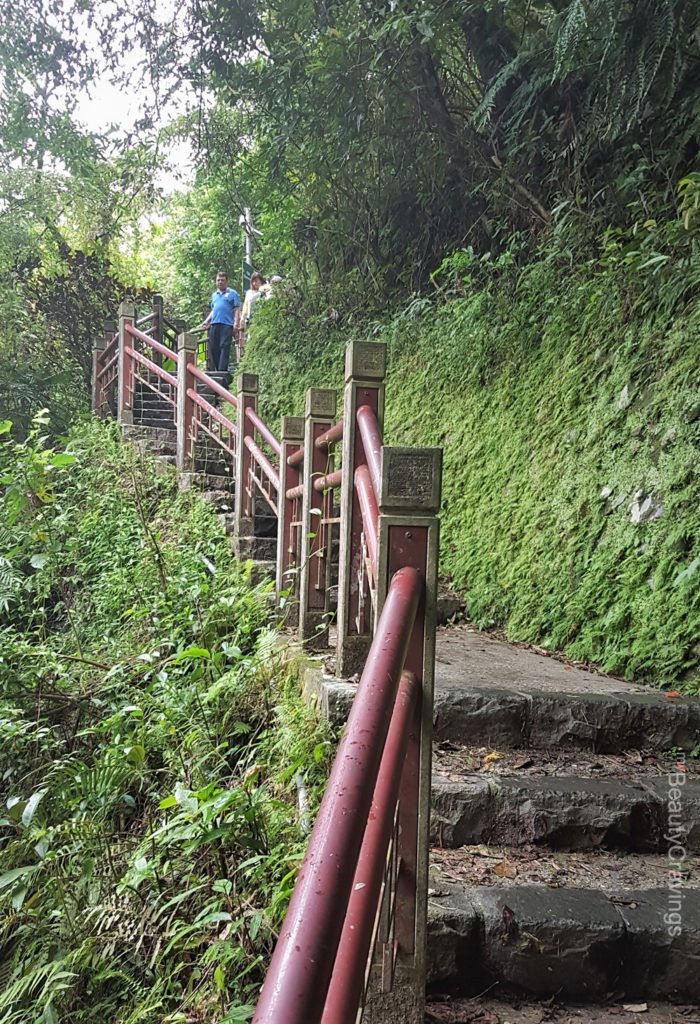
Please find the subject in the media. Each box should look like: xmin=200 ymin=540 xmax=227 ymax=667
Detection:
xmin=71 ymin=1 xmax=197 ymax=193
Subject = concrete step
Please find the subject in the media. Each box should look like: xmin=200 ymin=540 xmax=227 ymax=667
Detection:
xmin=248 ymin=560 xmax=276 ymax=585
xmin=434 ymin=686 xmax=700 ymax=753
xmin=232 ymin=535 xmax=277 ymax=561
xmin=200 ymin=490 xmax=236 ymax=513
xmin=431 ymin=758 xmax=700 ymax=851
xmin=179 ymin=472 xmax=235 ymax=493
xmin=134 ymin=413 xmax=176 ymax=428
xmin=122 ymin=425 xmax=177 ymax=445
xmin=427 ymin=883 xmax=700 ymax=1002
xmin=425 ymin=996 xmax=700 ymax=1023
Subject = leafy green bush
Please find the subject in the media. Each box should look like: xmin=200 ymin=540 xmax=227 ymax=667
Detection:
xmin=0 ymin=417 xmax=330 ymax=1023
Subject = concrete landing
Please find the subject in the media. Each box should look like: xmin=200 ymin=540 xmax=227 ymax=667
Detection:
xmin=435 ymin=625 xmax=644 ymax=695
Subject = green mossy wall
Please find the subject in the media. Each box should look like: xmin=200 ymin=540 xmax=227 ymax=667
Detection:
xmin=244 ymin=261 xmax=700 ymax=689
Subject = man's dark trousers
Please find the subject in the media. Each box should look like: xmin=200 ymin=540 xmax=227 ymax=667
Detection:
xmin=208 ymin=324 xmax=234 ymax=372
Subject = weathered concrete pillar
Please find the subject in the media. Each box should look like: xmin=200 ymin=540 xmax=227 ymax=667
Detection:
xmin=299 ymin=388 xmax=336 ymax=648
xmin=117 ymin=301 xmax=135 ymax=427
xmin=276 ymin=415 xmax=305 ymax=622
xmin=92 ymin=336 xmax=106 ymax=416
xmin=176 ymin=331 xmax=197 ymax=473
xmin=234 ymin=372 xmax=259 ymax=549
xmin=336 ymin=341 xmax=387 ymax=677
xmin=362 ymin=445 xmax=442 ymax=1024
xmin=152 ymin=293 xmax=164 ymax=365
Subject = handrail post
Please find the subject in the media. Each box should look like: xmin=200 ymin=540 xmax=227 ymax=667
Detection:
xmin=152 ymin=293 xmax=164 ymax=365
xmin=277 ymin=415 xmax=305 ymax=622
xmin=92 ymin=335 xmax=106 ymax=415
xmin=336 ymin=340 xmax=387 ymax=677
xmin=299 ymin=388 xmax=336 ymax=648
xmin=117 ymin=301 xmax=136 ymax=426
xmin=364 ymin=445 xmax=442 ymax=1024
xmin=234 ymin=372 xmax=258 ymax=547
xmin=176 ymin=332 xmax=197 ymax=473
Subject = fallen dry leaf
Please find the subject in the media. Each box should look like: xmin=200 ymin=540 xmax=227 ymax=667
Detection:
xmin=482 ymin=751 xmax=502 ymax=764
xmin=492 ymin=859 xmax=517 ymax=879
xmin=622 ymin=1003 xmax=648 ymax=1013
xmin=667 ymin=691 xmax=681 ymax=699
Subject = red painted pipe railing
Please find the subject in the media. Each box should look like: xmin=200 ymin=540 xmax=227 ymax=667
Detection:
xmin=189 ymin=363 xmax=237 ymax=409
xmin=356 ymin=404 xmax=382 ymax=502
xmin=321 ymin=670 xmax=418 ymax=1024
xmin=316 ymin=419 xmax=343 ymax=450
xmin=313 ymin=468 xmax=342 ymax=492
xmin=244 ymin=435 xmax=280 ymax=492
xmin=355 ymin=463 xmax=379 ymax=575
xmin=126 ymin=323 xmax=179 ymax=363
xmin=246 ymin=406 xmax=281 ymax=457
xmin=287 ymin=419 xmax=343 ymax=469
xmin=97 ymin=351 xmax=118 ymax=381
xmin=125 ymin=347 xmax=177 ymax=395
xmin=253 ymin=566 xmax=423 ymax=1024
xmin=187 ymin=388 xmax=237 ymax=437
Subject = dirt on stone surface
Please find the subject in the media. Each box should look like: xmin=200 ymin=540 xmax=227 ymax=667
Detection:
xmin=429 ymin=845 xmax=700 ymax=891
xmin=425 ymin=996 xmax=700 ymax=1023
xmin=433 ymin=744 xmax=700 ymax=782
xmin=434 ymin=624 xmax=647 ymax=695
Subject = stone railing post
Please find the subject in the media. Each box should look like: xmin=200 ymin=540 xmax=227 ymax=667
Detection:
xmin=92 ymin=336 xmax=106 ymax=415
xmin=234 ymin=373 xmax=258 ymax=551
xmin=176 ymin=332 xmax=197 ymax=473
xmin=299 ymin=388 xmax=336 ymax=648
xmin=152 ymin=293 xmax=164 ymax=365
xmin=363 ymin=445 xmax=442 ymax=1024
xmin=117 ymin=301 xmax=136 ymax=427
xmin=336 ymin=340 xmax=387 ymax=677
xmin=276 ymin=415 xmax=305 ymax=622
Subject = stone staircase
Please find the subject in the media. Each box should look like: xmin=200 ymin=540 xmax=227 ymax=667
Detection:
xmin=427 ymin=627 xmax=700 ymax=1020
xmin=125 ymin=375 xmax=276 ymax=577
xmin=308 ymin=626 xmax=700 ymax=1021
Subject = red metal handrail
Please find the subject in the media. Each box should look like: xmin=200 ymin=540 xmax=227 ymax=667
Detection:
xmin=187 ymin=388 xmax=236 ymax=437
xmin=355 ymin=463 xmax=379 ymax=576
xmin=125 ymin=346 xmax=177 ymax=393
xmin=253 ymin=566 xmax=423 ymax=1024
xmin=356 ymin=405 xmax=382 ymax=502
xmin=316 ymin=419 xmax=343 ymax=450
xmin=244 ymin=435 xmax=280 ymax=492
xmin=126 ymin=322 xmax=179 ymax=363
xmin=321 ymin=670 xmax=418 ymax=1023
xmin=101 ymin=335 xmax=118 ymax=362
xmin=189 ymin=363 xmax=238 ymax=410
xmin=246 ymin=406 xmax=281 ymax=457
xmin=97 ymin=351 xmax=118 ymax=381
xmin=313 ymin=468 xmax=342 ymax=492
xmin=286 ymin=419 xmax=343 ymax=469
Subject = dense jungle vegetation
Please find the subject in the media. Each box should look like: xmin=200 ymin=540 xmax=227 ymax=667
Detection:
xmin=0 ymin=419 xmax=330 ymax=1021
xmin=1 ymin=1 xmax=700 ymax=1019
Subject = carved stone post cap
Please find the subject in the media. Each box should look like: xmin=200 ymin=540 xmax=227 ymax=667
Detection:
xmin=118 ymin=300 xmax=136 ymax=318
xmin=177 ymin=331 xmax=198 ymax=353
xmin=104 ymin=319 xmax=117 ymax=334
xmin=152 ymin=293 xmax=164 ymax=306
xmin=379 ymin=446 xmax=442 ymax=514
xmin=237 ymin=372 xmax=259 ymax=394
xmin=281 ymin=415 xmax=305 ymax=440
xmin=305 ymin=387 xmax=337 ymax=419
xmin=93 ymin=337 xmax=106 ymax=352
xmin=345 ymin=340 xmax=387 ymax=383
xmin=174 ymin=318 xmax=187 ymax=333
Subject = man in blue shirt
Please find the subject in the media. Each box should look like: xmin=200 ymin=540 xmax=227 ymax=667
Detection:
xmin=199 ymin=271 xmax=241 ymax=372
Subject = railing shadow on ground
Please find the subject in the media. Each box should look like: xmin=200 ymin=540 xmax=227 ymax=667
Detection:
xmin=93 ymin=297 xmax=442 ymax=1024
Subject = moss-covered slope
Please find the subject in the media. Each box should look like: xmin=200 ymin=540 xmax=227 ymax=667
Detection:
xmin=244 ymin=258 xmax=700 ymax=689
